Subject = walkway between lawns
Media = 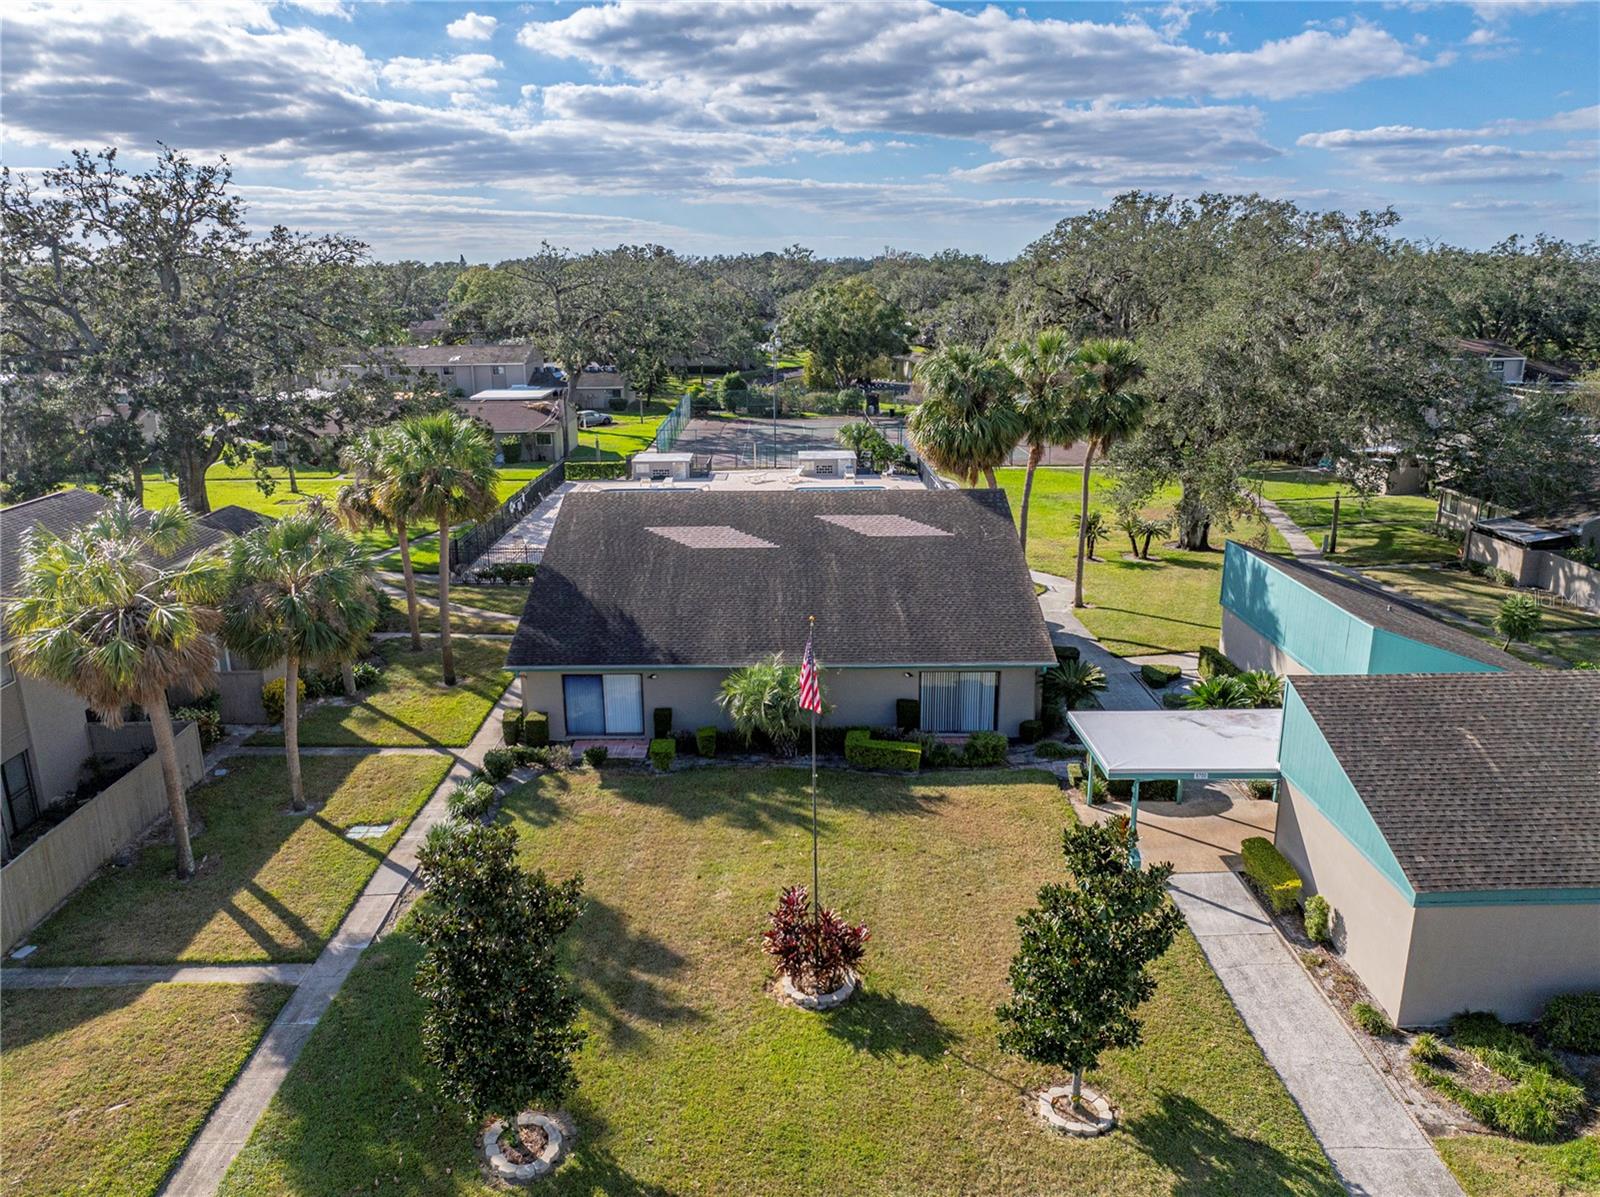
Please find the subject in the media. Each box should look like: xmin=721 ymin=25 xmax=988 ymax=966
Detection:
xmin=1033 ymin=570 xmax=1159 ymax=711
xmin=159 ymin=682 xmax=519 ymax=1197
xmin=1170 ymin=872 xmax=1462 ymax=1197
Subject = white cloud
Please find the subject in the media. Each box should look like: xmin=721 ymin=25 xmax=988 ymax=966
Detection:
xmin=282 ymin=0 xmax=350 ymax=18
xmin=446 ymin=11 xmax=498 ymax=42
xmin=380 ymin=53 xmax=501 ymax=94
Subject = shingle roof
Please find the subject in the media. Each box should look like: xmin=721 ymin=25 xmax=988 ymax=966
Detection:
xmin=197 ymin=505 xmax=273 ymax=536
xmin=1 ymin=490 xmax=234 ymax=596
xmin=456 ymin=398 xmax=564 ymax=435
xmin=1293 ymin=672 xmax=1600 ymax=894
xmin=506 ymin=489 xmax=1055 ymax=669
xmin=1231 ymin=543 xmax=1528 ymax=672
xmin=372 ymin=344 xmax=538 ymax=368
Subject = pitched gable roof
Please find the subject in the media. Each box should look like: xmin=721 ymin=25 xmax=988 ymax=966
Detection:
xmin=1229 ymin=542 xmax=1527 ymax=672
xmin=1292 ymin=672 xmax=1600 ymax=894
xmin=506 ymin=489 xmax=1054 ymax=670
xmin=198 ymin=505 xmax=274 ymax=536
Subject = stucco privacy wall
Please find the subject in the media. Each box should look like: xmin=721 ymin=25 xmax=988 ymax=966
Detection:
xmin=1220 ymin=609 xmax=1312 ymax=676
xmin=1466 ymin=532 xmax=1600 ymax=613
xmin=519 ymin=667 xmax=1040 ymax=739
xmin=1 ymin=721 xmax=204 ymax=952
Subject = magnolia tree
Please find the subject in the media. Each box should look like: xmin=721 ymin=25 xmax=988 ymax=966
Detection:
xmin=413 ymin=822 xmax=585 ymax=1130
xmin=998 ymin=818 xmax=1184 ymax=1109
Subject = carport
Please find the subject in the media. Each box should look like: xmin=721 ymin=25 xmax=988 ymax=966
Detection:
xmin=1067 ymin=708 xmax=1282 ymax=867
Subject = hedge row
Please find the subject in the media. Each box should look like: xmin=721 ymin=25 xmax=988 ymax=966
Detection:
xmin=844 ymin=729 xmax=922 ymax=771
xmin=1241 ymin=836 xmax=1302 ymax=912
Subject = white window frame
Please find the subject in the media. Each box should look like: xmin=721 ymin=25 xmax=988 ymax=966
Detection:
xmin=918 ymin=670 xmax=1000 ymax=733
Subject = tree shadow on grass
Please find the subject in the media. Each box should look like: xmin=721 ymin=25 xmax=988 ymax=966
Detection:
xmin=573 ymin=897 xmax=707 ymax=1052
xmin=823 ymin=988 xmax=956 ymax=1061
xmin=1122 ymin=1091 xmax=1345 ymax=1197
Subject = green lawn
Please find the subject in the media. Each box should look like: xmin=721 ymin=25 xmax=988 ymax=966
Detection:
xmin=377 ymin=582 xmax=528 ymax=634
xmin=379 ymin=597 xmax=519 ymax=635
xmin=997 ymin=467 xmax=1288 ymax=656
xmin=221 ymin=768 xmax=1339 ymax=1197
xmin=564 ymin=398 xmax=675 ymax=462
xmin=1255 ymin=469 xmax=1456 ymax=566
xmin=15 ymin=753 xmax=450 ymax=966
xmin=1437 ymin=1131 xmax=1600 ymax=1197
xmin=1 ymin=983 xmax=291 ymax=1197
xmin=247 ymin=637 xmax=508 ymax=748
xmin=1361 ymin=565 xmax=1600 ymax=666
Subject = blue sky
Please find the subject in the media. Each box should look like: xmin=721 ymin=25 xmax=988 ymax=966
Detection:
xmin=4 ymin=1 xmax=1596 ymax=261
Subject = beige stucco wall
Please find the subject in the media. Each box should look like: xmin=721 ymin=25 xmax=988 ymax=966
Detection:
xmin=520 ymin=666 xmax=1039 ymax=739
xmin=1274 ymin=782 xmax=1416 ymax=1022
xmin=1401 ymin=903 xmax=1600 ymax=1026
xmin=1465 ymin=532 xmax=1536 ymax=585
xmin=1220 ymin=609 xmax=1312 ymax=677
xmin=4 ymin=675 xmax=93 ymax=809
xmin=1464 ymin=534 xmax=1600 ymax=612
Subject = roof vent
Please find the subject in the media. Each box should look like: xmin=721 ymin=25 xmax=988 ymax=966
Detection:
xmin=647 ymin=525 xmax=778 ymax=550
xmin=816 ymin=513 xmax=952 ymax=538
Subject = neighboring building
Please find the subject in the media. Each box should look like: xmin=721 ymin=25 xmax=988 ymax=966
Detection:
xmin=407 ymin=317 xmax=449 ymax=343
xmin=570 ymin=366 xmax=632 ymax=414
xmin=456 ymin=392 xmax=578 ymax=464
xmin=0 ymin=490 xmax=281 ymax=855
xmin=1455 ymin=337 xmax=1573 ymax=387
xmin=1275 ymin=671 xmax=1600 ymax=1025
xmin=197 ymin=505 xmax=274 ymax=536
xmin=1218 ymin=541 xmax=1525 ymax=677
xmin=338 ymin=344 xmax=547 ymax=398
xmin=506 ymin=490 xmax=1054 ymax=738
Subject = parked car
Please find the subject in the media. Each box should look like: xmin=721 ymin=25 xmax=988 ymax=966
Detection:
xmin=578 ymin=410 xmax=614 ymax=428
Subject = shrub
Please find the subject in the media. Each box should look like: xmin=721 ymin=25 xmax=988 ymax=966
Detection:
xmin=1140 ymin=663 xmax=1182 ymax=689
xmin=473 ymin=562 xmax=537 ymax=584
xmin=351 ymin=660 xmax=382 ymax=690
xmin=895 ymin=698 xmax=920 ymax=731
xmin=1410 ymin=1032 xmax=1447 ymax=1065
xmin=1246 ymin=778 xmax=1276 ymax=800
xmin=1465 ymin=558 xmax=1489 ymax=577
xmin=583 ymin=745 xmax=609 ymax=768
xmin=1161 ymin=691 xmax=1190 ymax=709
xmin=845 ymin=728 xmax=921 ymax=771
xmin=1495 ymin=593 xmax=1542 ymax=649
xmin=565 ymin=460 xmax=628 ymax=480
xmin=174 ymin=703 xmax=224 ymax=748
xmin=1197 ymin=646 xmax=1240 ymax=679
xmin=1304 ymin=893 xmax=1333 ymax=945
xmin=653 ymin=707 xmax=672 ymax=739
xmin=718 ymin=654 xmax=811 ymax=757
xmin=762 ymin=884 xmax=868 ymax=994
xmin=1417 ymin=1013 xmax=1587 ymax=1141
xmin=648 ymin=738 xmax=675 ymax=771
xmin=1036 ymin=740 xmax=1072 ymax=761
xmin=1044 ymin=658 xmax=1107 ymax=711
xmin=1540 ymin=992 xmax=1600 ymax=1054
xmin=502 ymin=709 xmax=524 ymax=746
xmin=1054 ymin=645 xmax=1080 ymax=665
xmin=523 ymin=710 xmax=550 ymax=746
xmin=1066 ymin=761 xmax=1084 ymax=787
xmin=1351 ymin=1002 xmax=1393 ymax=1037
xmin=1490 ymin=567 xmax=1518 ymax=588
xmin=1239 ymin=670 xmax=1284 ymax=709
xmin=412 ymin=822 xmax=584 ymax=1124
xmin=261 ymin=676 xmax=307 ymax=724
xmin=692 ymin=725 xmax=717 ymax=757
xmin=1018 ymin=719 xmax=1042 ymax=744
xmin=1240 ymin=836 xmax=1302 ymax=913
xmin=1141 ymin=780 xmax=1179 ymax=800
xmin=302 ymin=669 xmax=342 ymax=699
xmin=447 ymin=776 xmax=497 ymax=823
xmin=543 ymin=744 xmax=573 ymax=770
xmin=962 ymin=731 xmax=1008 ymax=767
xmin=1185 ymin=675 xmax=1252 ymax=709
xmin=481 ymin=748 xmax=516 ymax=782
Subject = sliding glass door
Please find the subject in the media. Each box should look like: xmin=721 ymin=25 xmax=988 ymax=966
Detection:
xmin=563 ymin=674 xmax=644 ymax=736
xmin=919 ymin=671 xmax=999 ymax=733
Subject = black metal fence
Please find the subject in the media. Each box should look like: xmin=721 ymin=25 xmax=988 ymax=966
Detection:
xmin=448 ymin=462 xmax=566 ymax=575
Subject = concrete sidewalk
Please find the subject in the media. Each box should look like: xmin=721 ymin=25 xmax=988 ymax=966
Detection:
xmin=1170 ymin=871 xmax=1462 ymax=1197
xmin=4 ymin=963 xmax=310 ymax=989
xmin=160 ymin=682 xmax=520 ymax=1197
xmin=1033 ymin=570 xmax=1159 ymax=711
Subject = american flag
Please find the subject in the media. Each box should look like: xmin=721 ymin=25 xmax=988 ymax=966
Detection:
xmin=799 ymin=628 xmax=823 ymax=714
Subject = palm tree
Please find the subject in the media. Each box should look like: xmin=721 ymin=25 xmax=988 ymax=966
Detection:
xmin=222 ymin=507 xmax=380 ymax=812
xmin=1184 ymin=676 xmax=1251 ymax=710
xmin=906 ymin=345 xmax=1024 ymax=488
xmin=337 ymin=430 xmax=423 ymax=653
xmin=5 ymin=502 xmax=224 ymax=878
xmin=1071 ymin=339 xmax=1149 ymax=610
xmin=716 ymin=654 xmax=808 ymax=757
xmin=384 ymin=412 xmax=499 ymax=686
xmin=1001 ymin=331 xmax=1081 ymax=550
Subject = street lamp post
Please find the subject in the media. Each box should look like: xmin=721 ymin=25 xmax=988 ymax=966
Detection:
xmin=770 ymin=335 xmax=781 ymax=469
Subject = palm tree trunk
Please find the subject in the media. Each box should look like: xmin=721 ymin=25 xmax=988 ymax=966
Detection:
xmin=1073 ymin=445 xmax=1096 ymax=610
xmin=396 ymin=524 xmax=422 ymax=652
xmin=438 ymin=513 xmax=456 ymax=687
xmin=983 ymin=466 xmax=999 ymax=489
xmin=147 ymin=692 xmax=195 ymax=880
xmin=1019 ymin=443 xmax=1043 ymax=550
xmin=341 ymin=660 xmax=356 ymax=698
xmin=284 ymin=653 xmax=305 ymax=812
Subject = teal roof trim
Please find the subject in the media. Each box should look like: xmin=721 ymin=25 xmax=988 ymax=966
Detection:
xmin=1220 ymin=542 xmax=1374 ymax=674
xmin=1366 ymin=628 xmax=1503 ymax=675
xmin=1279 ymin=683 xmax=1416 ymax=902
xmin=1413 ymin=888 xmax=1600 ymax=907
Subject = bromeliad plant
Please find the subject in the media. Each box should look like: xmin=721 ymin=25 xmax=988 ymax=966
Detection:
xmin=762 ymin=885 xmax=869 ymax=997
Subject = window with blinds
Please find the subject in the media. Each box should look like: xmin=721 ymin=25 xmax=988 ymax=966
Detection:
xmin=919 ymin=671 xmax=999 ymax=732
xmin=563 ymin=674 xmax=644 ymax=736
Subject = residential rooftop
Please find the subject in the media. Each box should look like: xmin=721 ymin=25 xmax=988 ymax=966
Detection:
xmin=1230 ymin=542 xmax=1528 ymax=672
xmin=506 ymin=488 xmax=1055 ymax=670
xmin=1292 ymin=671 xmax=1600 ymax=893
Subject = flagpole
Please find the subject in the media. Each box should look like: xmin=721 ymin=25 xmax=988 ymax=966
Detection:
xmin=809 ymin=615 xmax=820 ymax=923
